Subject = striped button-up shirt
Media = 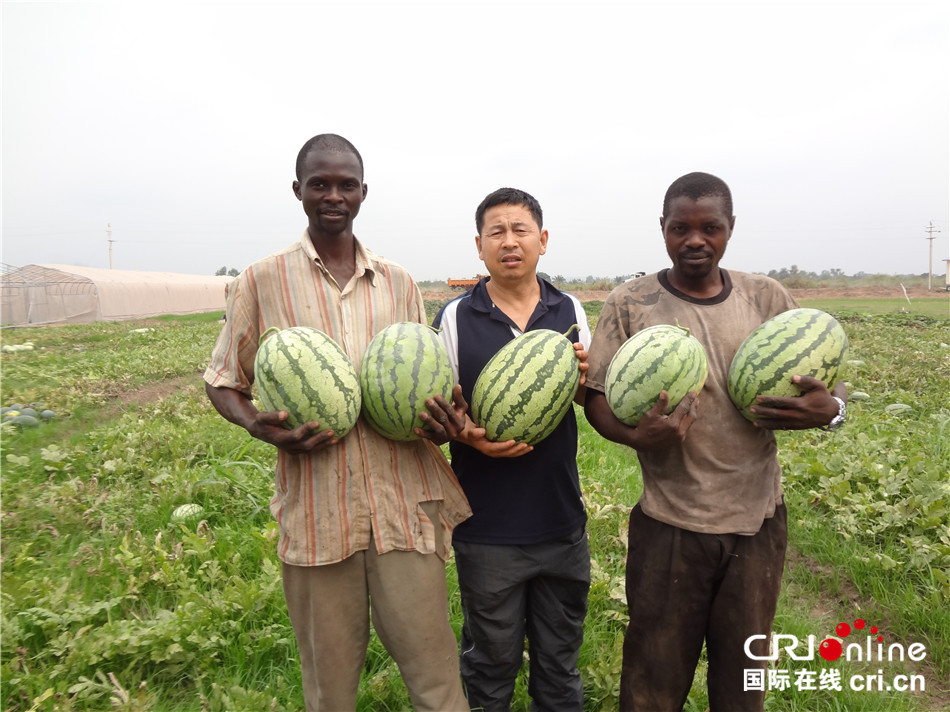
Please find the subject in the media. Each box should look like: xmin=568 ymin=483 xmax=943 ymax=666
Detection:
xmin=204 ymin=231 xmax=472 ymax=566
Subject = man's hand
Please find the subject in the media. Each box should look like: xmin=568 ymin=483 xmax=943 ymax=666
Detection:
xmin=205 ymin=382 xmax=340 ymax=454
xmin=574 ymin=341 xmax=589 ymax=387
xmin=749 ymin=376 xmax=844 ymax=430
xmin=629 ymin=390 xmax=699 ymax=450
xmin=416 ymin=384 xmax=470 ymax=445
xmin=416 ymin=384 xmax=534 ymax=457
xmin=585 ymin=388 xmax=698 ymax=452
xmin=248 ymin=410 xmax=340 ymax=454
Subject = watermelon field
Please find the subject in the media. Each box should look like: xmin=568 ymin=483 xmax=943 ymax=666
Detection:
xmin=1 ymin=296 xmax=948 ymax=711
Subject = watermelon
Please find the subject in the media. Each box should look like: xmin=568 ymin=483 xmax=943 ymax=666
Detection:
xmin=253 ymin=326 xmax=361 ymax=436
xmin=9 ymin=415 xmax=40 ymax=428
xmin=470 ymin=327 xmax=581 ymax=445
xmin=171 ymin=503 xmax=205 ymax=521
xmin=727 ymin=308 xmax=848 ymax=421
xmin=604 ymin=323 xmax=708 ymax=426
xmin=359 ymin=322 xmax=454 ymax=441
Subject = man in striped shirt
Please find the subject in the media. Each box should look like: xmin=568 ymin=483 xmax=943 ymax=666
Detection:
xmin=204 ymin=134 xmax=471 ymax=711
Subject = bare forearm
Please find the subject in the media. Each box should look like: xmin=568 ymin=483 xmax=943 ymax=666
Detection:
xmin=205 ymin=382 xmax=259 ymax=431
xmin=584 ymin=389 xmax=641 ymax=449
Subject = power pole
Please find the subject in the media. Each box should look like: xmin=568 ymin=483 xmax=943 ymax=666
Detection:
xmin=107 ymin=223 xmax=114 ymax=269
xmin=924 ymin=221 xmax=940 ymax=290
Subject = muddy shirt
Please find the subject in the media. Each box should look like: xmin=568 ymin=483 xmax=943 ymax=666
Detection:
xmin=586 ymin=269 xmax=798 ymax=535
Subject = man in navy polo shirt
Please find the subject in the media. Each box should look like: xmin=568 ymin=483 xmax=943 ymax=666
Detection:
xmin=431 ymin=187 xmax=591 ymax=711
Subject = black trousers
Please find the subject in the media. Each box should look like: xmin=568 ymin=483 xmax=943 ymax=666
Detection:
xmin=620 ymin=503 xmax=787 ymax=712
xmin=453 ymin=526 xmax=591 ymax=712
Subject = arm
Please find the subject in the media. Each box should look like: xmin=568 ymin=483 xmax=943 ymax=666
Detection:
xmin=584 ymin=388 xmax=698 ymax=452
xmin=749 ymin=377 xmax=848 ymax=430
xmin=205 ymin=382 xmax=340 ymax=454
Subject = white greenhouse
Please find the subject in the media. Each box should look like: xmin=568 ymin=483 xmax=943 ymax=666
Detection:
xmin=1 ymin=264 xmax=233 ymax=326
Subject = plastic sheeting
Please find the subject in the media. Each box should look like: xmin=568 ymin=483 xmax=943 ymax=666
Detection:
xmin=1 ymin=264 xmax=234 ymax=326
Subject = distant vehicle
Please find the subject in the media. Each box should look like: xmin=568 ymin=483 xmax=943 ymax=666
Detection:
xmin=447 ymin=274 xmax=488 ymax=289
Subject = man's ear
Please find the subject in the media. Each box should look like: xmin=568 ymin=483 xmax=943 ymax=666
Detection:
xmin=293 ymin=180 xmax=302 ymax=200
xmin=475 ymin=234 xmax=483 ymax=260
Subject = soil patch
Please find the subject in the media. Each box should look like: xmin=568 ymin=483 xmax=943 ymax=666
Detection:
xmin=115 ymin=372 xmax=204 ymax=409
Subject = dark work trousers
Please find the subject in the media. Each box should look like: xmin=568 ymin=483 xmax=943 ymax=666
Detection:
xmin=453 ymin=526 xmax=591 ymax=712
xmin=620 ymin=503 xmax=787 ymax=712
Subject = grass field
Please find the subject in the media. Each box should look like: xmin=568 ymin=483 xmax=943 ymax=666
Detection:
xmin=797 ymin=298 xmax=949 ymax=319
xmin=1 ymin=300 xmax=948 ymax=711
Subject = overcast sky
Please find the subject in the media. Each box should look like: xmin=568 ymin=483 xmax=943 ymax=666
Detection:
xmin=3 ymin=1 xmax=948 ymax=282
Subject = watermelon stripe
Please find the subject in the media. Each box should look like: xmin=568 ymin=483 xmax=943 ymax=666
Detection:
xmin=727 ymin=308 xmax=848 ymax=420
xmin=253 ymin=327 xmax=361 ymax=434
xmin=471 ymin=329 xmax=580 ymax=445
xmin=359 ymin=323 xmax=454 ymax=441
xmin=605 ymin=324 xmax=708 ymax=426
xmin=474 ymin=333 xmax=551 ymax=434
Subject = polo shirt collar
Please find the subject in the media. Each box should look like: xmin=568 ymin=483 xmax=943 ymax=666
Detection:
xmin=469 ymin=276 xmax=565 ymax=326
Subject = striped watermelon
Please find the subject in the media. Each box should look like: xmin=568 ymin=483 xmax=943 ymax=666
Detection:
xmin=605 ymin=323 xmax=708 ymax=426
xmin=359 ymin=322 xmax=455 ymax=441
xmin=470 ymin=327 xmax=581 ymax=445
xmin=253 ymin=326 xmax=361 ymax=436
xmin=727 ymin=308 xmax=848 ymax=421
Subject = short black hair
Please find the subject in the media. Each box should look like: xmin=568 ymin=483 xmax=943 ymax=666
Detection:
xmin=662 ymin=172 xmax=733 ymax=219
xmin=295 ymin=134 xmax=364 ymax=181
xmin=475 ymin=187 xmax=543 ymax=234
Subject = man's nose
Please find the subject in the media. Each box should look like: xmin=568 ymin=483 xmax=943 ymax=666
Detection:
xmin=684 ymin=229 xmax=705 ymax=247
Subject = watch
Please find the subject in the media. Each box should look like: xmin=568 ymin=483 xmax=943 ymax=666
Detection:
xmin=821 ymin=396 xmax=847 ymax=432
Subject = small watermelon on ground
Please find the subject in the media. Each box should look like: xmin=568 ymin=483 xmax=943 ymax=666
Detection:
xmin=605 ymin=323 xmax=708 ymax=426
xmin=727 ymin=308 xmax=848 ymax=421
xmin=470 ymin=327 xmax=581 ymax=446
xmin=171 ymin=503 xmax=205 ymax=522
xmin=359 ymin=322 xmax=454 ymax=441
xmin=254 ymin=326 xmax=361 ymax=437
xmin=9 ymin=415 xmax=40 ymax=428
xmin=39 ymin=410 xmax=56 ymax=421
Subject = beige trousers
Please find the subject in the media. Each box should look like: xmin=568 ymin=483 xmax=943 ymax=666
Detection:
xmin=282 ymin=502 xmax=468 ymax=711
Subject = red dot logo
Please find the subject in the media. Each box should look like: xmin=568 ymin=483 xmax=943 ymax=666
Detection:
xmin=854 ymin=619 xmax=866 ymax=629
xmin=836 ymin=622 xmax=851 ymax=637
xmin=820 ymin=638 xmax=843 ymax=661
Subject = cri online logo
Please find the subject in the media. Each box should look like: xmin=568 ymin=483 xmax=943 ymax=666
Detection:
xmin=818 ymin=618 xmax=884 ymax=662
xmin=745 ymin=618 xmax=927 ymax=663
xmin=820 ymin=619 xmax=880 ymax=661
